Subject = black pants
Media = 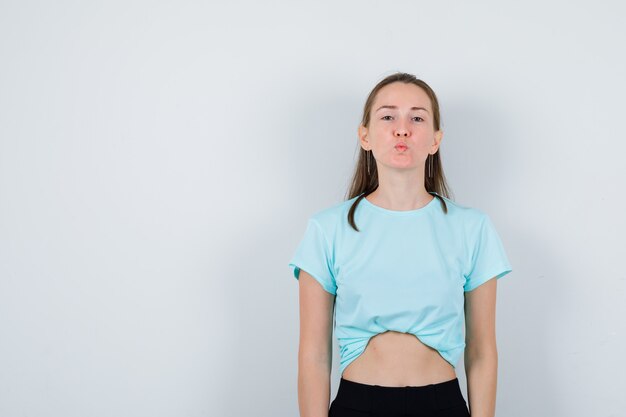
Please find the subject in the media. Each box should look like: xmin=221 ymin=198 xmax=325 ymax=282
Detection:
xmin=329 ymin=377 xmax=470 ymax=417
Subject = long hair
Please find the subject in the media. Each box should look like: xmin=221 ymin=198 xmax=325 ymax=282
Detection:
xmin=345 ymin=72 xmax=453 ymax=231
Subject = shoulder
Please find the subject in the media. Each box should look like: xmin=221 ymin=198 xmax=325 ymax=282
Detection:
xmin=309 ymin=196 xmax=359 ymax=223
xmin=308 ymin=196 xmax=359 ymax=231
xmin=435 ymin=194 xmax=489 ymax=229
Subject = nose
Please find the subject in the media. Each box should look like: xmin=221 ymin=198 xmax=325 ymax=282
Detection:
xmin=394 ymin=121 xmax=409 ymax=137
xmin=394 ymin=128 xmax=409 ymax=137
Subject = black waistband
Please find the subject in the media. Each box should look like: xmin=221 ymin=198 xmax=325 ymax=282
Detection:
xmin=334 ymin=377 xmax=466 ymax=414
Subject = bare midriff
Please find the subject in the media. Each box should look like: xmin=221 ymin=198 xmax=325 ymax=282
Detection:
xmin=341 ymin=330 xmax=457 ymax=387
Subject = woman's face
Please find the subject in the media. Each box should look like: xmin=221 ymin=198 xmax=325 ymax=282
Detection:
xmin=359 ymin=82 xmax=442 ymax=173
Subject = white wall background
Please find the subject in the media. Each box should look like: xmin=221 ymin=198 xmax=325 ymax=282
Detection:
xmin=1 ymin=1 xmax=624 ymax=416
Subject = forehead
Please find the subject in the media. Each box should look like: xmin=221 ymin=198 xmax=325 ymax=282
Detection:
xmin=373 ymin=82 xmax=431 ymax=110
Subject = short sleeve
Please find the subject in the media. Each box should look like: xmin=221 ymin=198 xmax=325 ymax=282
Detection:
xmin=288 ymin=218 xmax=337 ymax=295
xmin=464 ymin=213 xmax=513 ymax=292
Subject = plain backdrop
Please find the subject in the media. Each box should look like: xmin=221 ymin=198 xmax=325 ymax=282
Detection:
xmin=1 ymin=1 xmax=624 ymax=416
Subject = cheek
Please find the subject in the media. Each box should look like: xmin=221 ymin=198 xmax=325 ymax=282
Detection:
xmin=371 ymin=123 xmax=389 ymax=136
xmin=413 ymin=128 xmax=436 ymax=145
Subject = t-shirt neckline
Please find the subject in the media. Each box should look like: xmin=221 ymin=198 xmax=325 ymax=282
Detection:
xmin=360 ymin=192 xmax=439 ymax=216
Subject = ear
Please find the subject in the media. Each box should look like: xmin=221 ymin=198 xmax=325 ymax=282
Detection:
xmin=358 ymin=124 xmax=370 ymax=150
xmin=431 ymin=129 xmax=443 ymax=153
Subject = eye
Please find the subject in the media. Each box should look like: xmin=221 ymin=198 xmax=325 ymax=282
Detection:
xmin=381 ymin=115 xmax=393 ymax=120
xmin=413 ymin=116 xmax=424 ymax=122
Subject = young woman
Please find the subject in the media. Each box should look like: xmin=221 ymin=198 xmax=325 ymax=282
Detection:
xmin=289 ymin=72 xmax=513 ymax=417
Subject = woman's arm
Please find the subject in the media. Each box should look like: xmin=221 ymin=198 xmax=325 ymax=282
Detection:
xmin=298 ymin=270 xmax=335 ymax=417
xmin=464 ymin=277 xmax=499 ymax=417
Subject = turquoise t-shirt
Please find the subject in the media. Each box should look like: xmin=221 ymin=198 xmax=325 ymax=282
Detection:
xmin=288 ymin=192 xmax=512 ymax=376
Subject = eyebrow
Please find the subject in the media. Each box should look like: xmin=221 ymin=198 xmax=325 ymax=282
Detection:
xmin=375 ymin=105 xmax=429 ymax=114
